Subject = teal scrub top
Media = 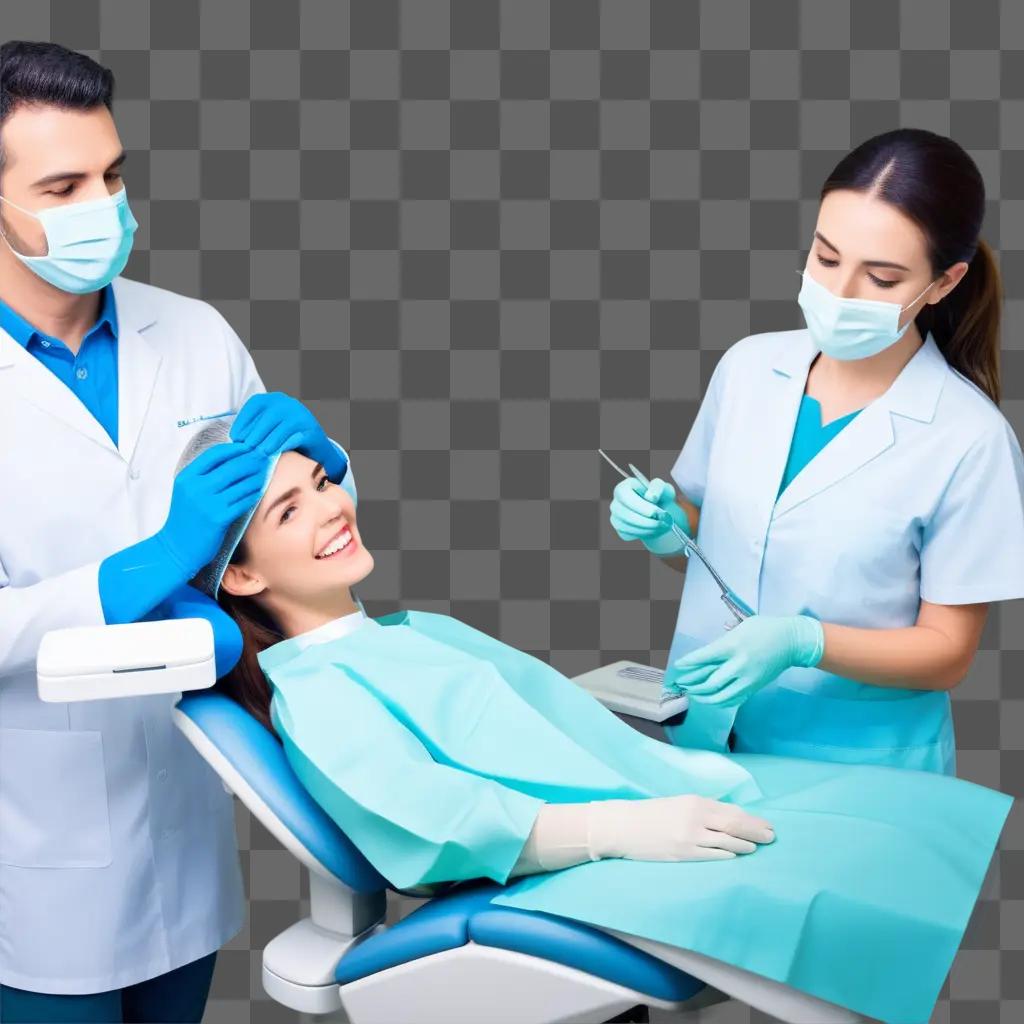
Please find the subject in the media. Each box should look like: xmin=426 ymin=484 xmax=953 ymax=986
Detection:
xmin=777 ymin=394 xmax=862 ymax=499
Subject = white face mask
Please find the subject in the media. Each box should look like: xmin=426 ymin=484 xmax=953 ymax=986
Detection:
xmin=795 ymin=268 xmax=936 ymax=361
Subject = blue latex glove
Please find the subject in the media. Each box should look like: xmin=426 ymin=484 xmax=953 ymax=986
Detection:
xmin=100 ymin=443 xmax=271 ymax=625
xmin=154 ymin=582 xmax=244 ymax=680
xmin=157 ymin=442 xmax=272 ymax=578
xmin=664 ymin=615 xmax=825 ymax=708
xmin=609 ymin=477 xmax=691 ymax=556
xmin=229 ymin=392 xmax=348 ymax=483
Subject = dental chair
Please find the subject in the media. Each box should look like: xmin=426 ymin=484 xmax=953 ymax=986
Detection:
xmin=37 ymin=618 xmax=869 ymax=1024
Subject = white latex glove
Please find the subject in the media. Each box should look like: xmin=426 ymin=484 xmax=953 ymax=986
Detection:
xmin=510 ymin=795 xmax=775 ymax=876
xmin=511 ymin=802 xmax=593 ymax=875
xmin=588 ymin=794 xmax=775 ymax=861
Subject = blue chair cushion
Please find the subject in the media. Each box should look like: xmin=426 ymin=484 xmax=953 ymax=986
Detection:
xmin=176 ymin=691 xmax=386 ymax=893
xmin=336 ymin=881 xmax=704 ymax=1003
xmin=335 ymin=880 xmax=499 ymax=984
xmin=469 ymin=903 xmax=704 ymax=1003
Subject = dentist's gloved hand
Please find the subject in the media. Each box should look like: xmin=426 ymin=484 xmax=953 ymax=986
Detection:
xmin=609 ymin=477 xmax=691 ymax=556
xmin=157 ymin=442 xmax=273 ymax=578
xmin=100 ymin=443 xmax=272 ymax=625
xmin=665 ymin=615 xmax=825 ymax=708
xmin=229 ymin=392 xmax=348 ymax=483
xmin=151 ymin=583 xmax=245 ymax=680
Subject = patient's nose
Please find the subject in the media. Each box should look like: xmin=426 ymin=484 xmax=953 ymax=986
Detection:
xmin=318 ymin=489 xmax=350 ymax=522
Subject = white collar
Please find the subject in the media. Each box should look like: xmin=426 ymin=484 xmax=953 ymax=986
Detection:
xmin=290 ymin=607 xmax=374 ymax=652
xmin=771 ymin=328 xmax=948 ymax=424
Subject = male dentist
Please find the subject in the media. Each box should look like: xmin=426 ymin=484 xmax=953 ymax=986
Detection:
xmin=0 ymin=41 xmax=350 ymax=1023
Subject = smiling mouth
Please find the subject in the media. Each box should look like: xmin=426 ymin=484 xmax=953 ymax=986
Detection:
xmin=315 ymin=523 xmax=356 ymax=559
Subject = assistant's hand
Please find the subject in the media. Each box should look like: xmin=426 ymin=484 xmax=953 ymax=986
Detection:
xmin=230 ymin=392 xmax=347 ymax=481
xmin=665 ymin=615 xmax=825 ymax=707
xmin=609 ymin=476 xmax=691 ymax=556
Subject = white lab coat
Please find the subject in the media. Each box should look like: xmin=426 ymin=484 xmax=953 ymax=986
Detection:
xmin=665 ymin=327 xmax=1024 ymax=770
xmin=0 ymin=277 xmax=269 ymax=993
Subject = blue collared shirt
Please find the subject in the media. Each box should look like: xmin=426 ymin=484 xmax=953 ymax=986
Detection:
xmin=0 ymin=284 xmax=120 ymax=447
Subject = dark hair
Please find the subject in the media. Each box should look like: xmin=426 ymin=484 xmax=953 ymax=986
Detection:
xmin=206 ymin=532 xmax=285 ymax=738
xmin=0 ymin=40 xmax=114 ymax=176
xmin=820 ymin=127 xmax=1002 ymax=403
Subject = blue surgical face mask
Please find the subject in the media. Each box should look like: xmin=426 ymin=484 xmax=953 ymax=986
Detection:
xmin=0 ymin=186 xmax=138 ymax=295
xmin=795 ymin=268 xmax=936 ymax=361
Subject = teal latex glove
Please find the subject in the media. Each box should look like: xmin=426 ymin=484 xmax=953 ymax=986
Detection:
xmin=665 ymin=615 xmax=825 ymax=708
xmin=229 ymin=392 xmax=349 ymax=483
xmin=609 ymin=476 xmax=691 ymax=556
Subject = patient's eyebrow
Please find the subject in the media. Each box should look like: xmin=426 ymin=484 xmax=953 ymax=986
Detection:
xmin=262 ymin=463 xmax=324 ymax=522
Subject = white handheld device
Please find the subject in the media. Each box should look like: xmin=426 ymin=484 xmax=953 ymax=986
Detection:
xmin=37 ymin=618 xmax=216 ymax=702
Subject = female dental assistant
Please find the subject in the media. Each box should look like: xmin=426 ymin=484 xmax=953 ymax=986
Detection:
xmin=610 ymin=128 xmax=1024 ymax=776
xmin=0 ymin=42 xmax=351 ymax=1022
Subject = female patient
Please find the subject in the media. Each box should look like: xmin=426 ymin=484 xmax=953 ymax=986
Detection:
xmin=178 ymin=422 xmax=1010 ymax=1024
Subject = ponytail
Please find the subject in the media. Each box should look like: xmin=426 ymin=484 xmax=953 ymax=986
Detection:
xmin=916 ymin=237 xmax=1002 ymax=404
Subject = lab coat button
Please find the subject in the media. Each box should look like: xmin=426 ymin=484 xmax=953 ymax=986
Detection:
xmin=161 ymin=827 xmax=173 ymax=840
xmin=129 ymin=467 xmax=141 ymax=480
xmin=157 ymin=768 xmax=168 ymax=781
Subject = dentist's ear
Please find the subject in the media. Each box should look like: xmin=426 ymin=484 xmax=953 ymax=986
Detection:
xmin=219 ymin=562 xmax=268 ymax=598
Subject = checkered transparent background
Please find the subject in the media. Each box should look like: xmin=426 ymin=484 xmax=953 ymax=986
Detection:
xmin=6 ymin=1 xmax=1024 ymax=1020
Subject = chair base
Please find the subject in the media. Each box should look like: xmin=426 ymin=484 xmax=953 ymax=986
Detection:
xmin=262 ymin=963 xmax=344 ymax=1016
xmin=338 ymin=942 xmax=702 ymax=1024
xmin=262 ymin=916 xmax=388 ymax=1015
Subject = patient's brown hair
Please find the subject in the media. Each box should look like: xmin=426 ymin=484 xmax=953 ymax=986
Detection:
xmin=205 ymin=532 xmax=284 ymax=738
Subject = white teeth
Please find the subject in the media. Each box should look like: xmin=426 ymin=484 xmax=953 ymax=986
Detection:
xmin=316 ymin=527 xmax=352 ymax=558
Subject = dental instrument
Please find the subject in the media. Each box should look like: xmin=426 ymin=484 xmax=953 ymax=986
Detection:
xmin=598 ymin=450 xmax=755 ymax=629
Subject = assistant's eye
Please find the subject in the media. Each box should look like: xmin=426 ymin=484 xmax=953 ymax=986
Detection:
xmin=815 ymin=253 xmax=898 ymax=289
xmin=279 ymin=475 xmax=331 ymax=523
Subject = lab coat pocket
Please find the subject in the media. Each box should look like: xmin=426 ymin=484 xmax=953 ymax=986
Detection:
xmin=0 ymin=727 xmax=113 ymax=868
